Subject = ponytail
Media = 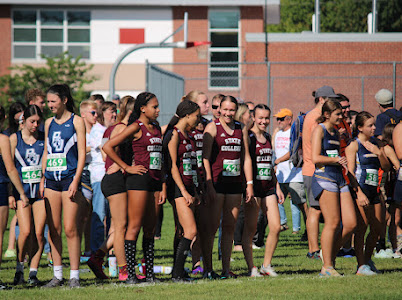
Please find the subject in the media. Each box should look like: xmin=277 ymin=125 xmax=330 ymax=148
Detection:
xmin=166 ymin=100 xmax=199 ymax=132
xmin=47 ymin=84 xmax=75 ymax=113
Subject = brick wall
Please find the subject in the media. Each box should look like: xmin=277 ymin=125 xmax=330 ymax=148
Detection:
xmin=0 ymin=5 xmax=11 ymax=78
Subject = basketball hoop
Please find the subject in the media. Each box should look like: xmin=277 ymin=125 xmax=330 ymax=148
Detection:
xmin=187 ymin=41 xmax=211 ymax=59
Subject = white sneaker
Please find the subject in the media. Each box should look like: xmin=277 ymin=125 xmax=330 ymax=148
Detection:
xmin=252 ymin=244 xmax=264 ymax=250
xmin=356 ymin=265 xmax=376 ymax=276
xmin=374 ymin=249 xmax=393 ymax=259
xmin=392 ymin=250 xmax=402 ymax=259
xmin=248 ymin=266 xmax=263 ymax=277
xmin=367 ymin=260 xmax=381 ymax=274
xmin=260 ymin=264 xmax=278 ymax=277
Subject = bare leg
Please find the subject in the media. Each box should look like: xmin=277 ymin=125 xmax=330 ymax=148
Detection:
xmin=30 ymin=200 xmax=47 ymax=270
xmin=307 ymin=206 xmax=321 ymax=253
xmin=241 ymin=197 xmax=260 ymax=272
xmin=108 ymin=192 xmax=127 ymax=266
xmin=262 ymin=195 xmax=281 ymax=267
xmin=364 ymin=203 xmax=383 ymax=263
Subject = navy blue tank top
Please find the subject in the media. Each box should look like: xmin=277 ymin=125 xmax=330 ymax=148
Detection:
xmin=45 ymin=114 xmax=78 ymax=181
xmin=0 ymin=154 xmax=9 ymax=183
xmin=14 ymin=131 xmax=45 ymax=198
xmin=355 ymin=137 xmax=381 ymax=193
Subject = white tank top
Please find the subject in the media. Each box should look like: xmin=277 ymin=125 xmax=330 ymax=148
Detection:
xmin=274 ymin=128 xmax=303 ymax=183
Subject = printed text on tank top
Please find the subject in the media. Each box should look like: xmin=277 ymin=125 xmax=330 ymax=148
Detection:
xmin=191 ymin=130 xmax=203 ymax=168
xmin=175 ymin=128 xmax=195 ymax=186
xmin=316 ymin=124 xmax=341 ymax=173
xmin=355 ymin=138 xmax=380 ymax=187
xmin=251 ymin=131 xmax=273 ymax=181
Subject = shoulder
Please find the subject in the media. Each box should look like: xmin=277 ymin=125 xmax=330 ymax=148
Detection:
xmin=0 ymin=133 xmax=9 ymax=142
xmin=205 ymin=120 xmax=217 ymax=132
xmin=45 ymin=117 xmax=53 ymax=127
xmin=9 ymin=132 xmax=18 ymax=143
xmin=73 ymin=115 xmax=85 ymax=126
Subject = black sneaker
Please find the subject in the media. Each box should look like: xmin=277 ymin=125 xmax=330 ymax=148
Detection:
xmin=27 ymin=276 xmax=40 ymax=286
xmin=69 ymin=278 xmax=80 ymax=288
xmin=306 ymin=250 xmax=320 ymax=259
xmin=13 ymin=271 xmax=25 ymax=285
xmin=203 ymin=270 xmax=220 ymax=280
xmin=42 ymin=277 xmax=63 ymax=288
xmin=124 ymin=276 xmax=141 ymax=284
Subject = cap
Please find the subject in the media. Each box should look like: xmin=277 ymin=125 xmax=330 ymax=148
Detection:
xmin=112 ymin=94 xmax=120 ymax=101
xmin=274 ymin=108 xmax=293 ymax=118
xmin=375 ymin=89 xmax=393 ymax=106
xmin=315 ymin=86 xmax=339 ymax=98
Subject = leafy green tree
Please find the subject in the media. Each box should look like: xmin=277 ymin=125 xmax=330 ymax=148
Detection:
xmin=0 ymin=52 xmax=97 ymax=113
xmin=377 ymin=0 xmax=402 ymax=32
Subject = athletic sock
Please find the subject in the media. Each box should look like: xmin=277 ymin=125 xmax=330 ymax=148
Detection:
xmin=143 ymin=237 xmax=155 ymax=280
xmin=29 ymin=268 xmax=38 ymax=278
xmin=172 ymin=237 xmax=192 ymax=279
xmin=54 ymin=265 xmax=63 ymax=280
xmin=173 ymin=232 xmax=181 ymax=266
xmin=16 ymin=261 xmax=24 ymax=273
xmin=124 ymin=240 xmax=137 ymax=279
xmin=70 ymin=270 xmax=79 ymax=280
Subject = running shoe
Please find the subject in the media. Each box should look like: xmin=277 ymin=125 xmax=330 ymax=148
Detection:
xmin=319 ymin=267 xmax=342 ymax=277
xmin=306 ymin=250 xmax=320 ymax=259
xmin=356 ymin=264 xmax=376 ymax=276
xmin=393 ymin=250 xmax=402 ymax=259
xmin=192 ymin=266 xmax=204 ymax=275
xmin=118 ymin=265 xmax=128 ymax=281
xmin=374 ymin=249 xmax=394 ymax=259
xmin=13 ymin=271 xmax=25 ymax=285
xmin=69 ymin=278 xmax=80 ymax=288
xmin=260 ymin=264 xmax=278 ymax=277
xmin=280 ymin=224 xmax=289 ymax=232
xmin=220 ymin=271 xmax=237 ymax=279
xmin=203 ymin=270 xmax=220 ymax=280
xmin=42 ymin=277 xmax=63 ymax=288
xmin=4 ymin=249 xmax=16 ymax=258
xmin=27 ymin=276 xmax=40 ymax=286
xmin=367 ymin=260 xmax=381 ymax=274
xmin=87 ymin=254 xmax=109 ymax=279
xmin=252 ymin=244 xmax=264 ymax=250
xmin=248 ymin=266 xmax=263 ymax=277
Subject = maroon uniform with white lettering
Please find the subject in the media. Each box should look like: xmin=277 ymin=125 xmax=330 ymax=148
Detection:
xmin=132 ymin=120 xmax=162 ymax=181
xmin=175 ymin=128 xmax=195 ymax=187
xmin=249 ymin=131 xmax=275 ymax=198
xmin=211 ymin=119 xmax=243 ymax=186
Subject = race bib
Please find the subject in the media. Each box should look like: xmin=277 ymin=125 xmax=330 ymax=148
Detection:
xmin=183 ymin=158 xmax=193 ymax=176
xmin=192 ymin=170 xmax=199 ymax=187
xmin=149 ymin=152 xmax=162 ymax=170
xmin=223 ymin=159 xmax=240 ymax=177
xmin=196 ymin=150 xmax=203 ymax=168
xmin=46 ymin=153 xmax=67 ymax=171
xmin=326 ymin=150 xmax=339 ymax=158
xmin=256 ymin=163 xmax=272 ymax=181
xmin=21 ymin=165 xmax=42 ymax=183
xmin=365 ymin=169 xmax=379 ymax=186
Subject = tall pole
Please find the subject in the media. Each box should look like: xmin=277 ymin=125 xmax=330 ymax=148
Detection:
xmin=315 ymin=0 xmax=320 ymax=33
xmin=264 ymin=0 xmax=268 ymax=62
xmin=372 ymin=0 xmax=377 ymax=34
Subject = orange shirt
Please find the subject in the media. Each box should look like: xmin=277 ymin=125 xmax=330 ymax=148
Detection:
xmin=302 ymin=106 xmax=321 ymax=177
xmin=335 ymin=119 xmax=352 ymax=157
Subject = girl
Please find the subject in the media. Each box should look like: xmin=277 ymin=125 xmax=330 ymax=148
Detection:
xmin=345 ymin=112 xmax=390 ymax=275
xmin=103 ymin=92 xmax=166 ymax=284
xmin=201 ymin=95 xmax=254 ymax=279
xmin=0 ymin=105 xmax=29 ymax=289
xmin=242 ymin=104 xmax=285 ymax=277
xmin=311 ymin=99 xmax=357 ymax=276
xmin=88 ymin=96 xmax=135 ymax=281
xmin=10 ymin=105 xmax=46 ymax=286
xmin=392 ymin=123 xmax=402 ymax=256
xmin=40 ymin=84 xmax=86 ymax=288
xmin=167 ymin=100 xmax=201 ymax=281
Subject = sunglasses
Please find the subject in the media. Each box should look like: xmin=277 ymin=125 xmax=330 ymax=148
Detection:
xmin=341 ymin=105 xmax=350 ymax=109
xmin=212 ymin=105 xmax=219 ymax=109
xmin=89 ymin=110 xmax=97 ymax=116
xmin=276 ymin=117 xmax=285 ymax=121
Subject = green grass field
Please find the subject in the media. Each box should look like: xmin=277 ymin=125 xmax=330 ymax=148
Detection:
xmin=1 ymin=201 xmax=402 ymax=299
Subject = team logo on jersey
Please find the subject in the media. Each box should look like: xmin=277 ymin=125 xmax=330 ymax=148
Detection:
xmin=183 ymin=140 xmax=187 ymax=144
xmin=146 ymin=133 xmax=151 ymax=137
xmin=256 ymin=144 xmax=261 ymax=148
xmin=25 ymin=149 xmax=40 ymax=165
xmin=52 ymin=131 xmax=64 ymax=152
xmin=65 ymin=124 xmax=70 ymax=127
xmin=221 ymin=133 xmax=226 ymax=137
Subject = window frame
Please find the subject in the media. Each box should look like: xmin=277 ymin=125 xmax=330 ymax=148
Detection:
xmin=208 ymin=8 xmax=241 ymax=91
xmin=12 ymin=8 xmax=91 ymax=62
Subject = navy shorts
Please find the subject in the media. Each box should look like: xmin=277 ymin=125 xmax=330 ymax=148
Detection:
xmin=13 ymin=189 xmax=42 ymax=205
xmin=126 ymin=172 xmax=162 ymax=192
xmin=101 ymin=171 xmax=126 ymax=198
xmin=393 ymin=180 xmax=402 ymax=205
xmin=0 ymin=182 xmax=8 ymax=206
xmin=45 ymin=177 xmax=81 ymax=192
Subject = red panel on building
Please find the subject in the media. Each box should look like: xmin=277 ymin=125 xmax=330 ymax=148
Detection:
xmin=119 ymin=28 xmax=145 ymax=44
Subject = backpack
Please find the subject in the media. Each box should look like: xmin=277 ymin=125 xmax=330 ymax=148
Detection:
xmin=384 ymin=110 xmax=402 ymax=125
xmin=289 ymin=112 xmax=306 ymax=168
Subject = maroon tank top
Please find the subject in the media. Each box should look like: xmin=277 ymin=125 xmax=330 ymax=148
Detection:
xmin=249 ymin=131 xmax=275 ymax=192
xmin=104 ymin=122 xmax=122 ymax=171
xmin=132 ymin=120 xmax=162 ymax=180
xmin=211 ymin=119 xmax=243 ymax=184
xmin=175 ymin=128 xmax=195 ymax=187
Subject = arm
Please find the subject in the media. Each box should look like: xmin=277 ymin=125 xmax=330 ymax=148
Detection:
xmin=8 ymin=133 xmax=18 ymax=209
xmin=275 ymin=152 xmax=290 ymax=165
xmin=242 ymin=126 xmax=254 ymax=203
xmin=393 ymin=123 xmax=402 ymax=160
xmin=168 ymin=130 xmax=193 ymax=205
xmin=39 ymin=118 xmax=52 ymax=199
xmin=361 ymin=140 xmax=391 ymax=172
xmin=202 ymin=122 xmax=217 ymax=204
xmin=384 ymin=145 xmax=400 ymax=172
xmin=0 ymin=135 xmax=29 ymax=207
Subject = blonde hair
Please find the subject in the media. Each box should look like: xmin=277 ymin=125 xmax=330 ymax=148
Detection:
xmin=79 ymin=100 xmax=97 ymax=115
xmin=234 ymin=103 xmax=249 ymax=123
xmin=182 ymin=90 xmax=205 ymax=103
xmin=117 ymin=95 xmax=135 ymax=123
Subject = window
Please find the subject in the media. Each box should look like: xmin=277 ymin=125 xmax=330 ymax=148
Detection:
xmin=12 ymin=10 xmax=90 ymax=60
xmin=209 ymin=10 xmax=240 ymax=89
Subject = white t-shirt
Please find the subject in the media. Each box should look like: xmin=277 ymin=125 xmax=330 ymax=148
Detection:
xmin=274 ymin=128 xmax=303 ymax=183
xmin=88 ymin=122 xmax=106 ymax=183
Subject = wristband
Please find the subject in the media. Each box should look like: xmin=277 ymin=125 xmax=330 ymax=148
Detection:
xmin=246 ymin=180 xmax=253 ymax=185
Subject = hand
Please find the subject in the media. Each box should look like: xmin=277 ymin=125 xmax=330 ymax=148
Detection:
xmin=337 ymin=156 xmax=348 ymax=168
xmin=158 ymin=185 xmax=166 ymax=205
xmin=39 ymin=177 xmax=45 ymax=199
xmin=20 ymin=194 xmax=30 ymax=208
xmin=338 ymin=128 xmax=346 ymax=135
xmin=8 ymin=196 xmax=16 ymax=210
xmin=276 ymin=188 xmax=285 ymax=204
xmin=106 ymin=163 xmax=121 ymax=175
xmin=244 ymin=184 xmax=254 ymax=203
xmin=362 ymin=141 xmax=381 ymax=156
xmin=68 ymin=180 xmax=79 ymax=200
xmin=125 ymin=165 xmax=148 ymax=175
xmin=194 ymin=193 xmax=201 ymax=206
xmin=274 ymin=158 xmax=280 ymax=165
xmin=182 ymin=190 xmax=195 ymax=206
xmin=357 ymin=191 xmax=369 ymax=207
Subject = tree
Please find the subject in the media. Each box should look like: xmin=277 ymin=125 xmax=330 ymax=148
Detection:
xmin=0 ymin=52 xmax=98 ymax=112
